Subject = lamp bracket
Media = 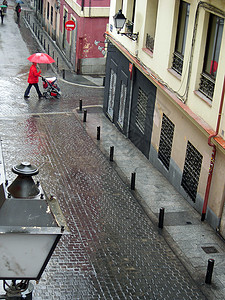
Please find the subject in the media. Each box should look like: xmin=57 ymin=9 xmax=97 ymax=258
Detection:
xmin=119 ymin=31 xmax=139 ymax=41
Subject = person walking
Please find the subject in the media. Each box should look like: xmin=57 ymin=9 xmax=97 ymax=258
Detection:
xmin=24 ymin=62 xmax=43 ymax=99
xmin=15 ymin=3 xmax=21 ymax=25
xmin=0 ymin=8 xmax=4 ymax=24
xmin=3 ymin=0 xmax=8 ymax=13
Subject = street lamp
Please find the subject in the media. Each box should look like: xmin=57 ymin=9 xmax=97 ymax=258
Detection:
xmin=113 ymin=9 xmax=139 ymax=41
xmin=0 ymin=161 xmax=69 ymax=299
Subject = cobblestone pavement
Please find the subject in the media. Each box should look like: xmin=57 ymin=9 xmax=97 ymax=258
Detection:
xmin=0 ymin=113 xmax=206 ymax=300
xmin=0 ymin=2 xmax=208 ymax=299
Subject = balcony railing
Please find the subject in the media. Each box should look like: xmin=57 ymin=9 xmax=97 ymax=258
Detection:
xmin=172 ymin=52 xmax=183 ymax=75
xmin=146 ymin=33 xmax=154 ymax=52
xmin=199 ymin=73 xmax=215 ymax=100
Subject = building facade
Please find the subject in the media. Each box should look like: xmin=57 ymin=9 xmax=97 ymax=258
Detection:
xmin=103 ymin=0 xmax=225 ymax=238
xmin=33 ymin=0 xmax=110 ymax=74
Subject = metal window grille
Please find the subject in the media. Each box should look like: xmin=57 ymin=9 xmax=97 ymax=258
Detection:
xmin=135 ymin=88 xmax=148 ymax=134
xmin=146 ymin=33 xmax=154 ymax=52
xmin=199 ymin=72 xmax=215 ymax=100
xmin=181 ymin=141 xmax=202 ymax=202
xmin=158 ymin=114 xmax=175 ymax=170
xmin=172 ymin=52 xmax=184 ymax=75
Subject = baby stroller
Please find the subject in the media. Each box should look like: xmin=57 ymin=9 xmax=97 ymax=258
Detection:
xmin=41 ymin=76 xmax=61 ymax=99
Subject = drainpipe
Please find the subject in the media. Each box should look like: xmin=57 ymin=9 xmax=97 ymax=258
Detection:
xmin=201 ymin=76 xmax=225 ymax=221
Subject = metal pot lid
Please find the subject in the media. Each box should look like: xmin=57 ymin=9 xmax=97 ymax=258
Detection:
xmin=12 ymin=162 xmax=39 ymax=176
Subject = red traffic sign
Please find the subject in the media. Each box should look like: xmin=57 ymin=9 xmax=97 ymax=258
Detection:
xmin=65 ymin=20 xmax=76 ymax=31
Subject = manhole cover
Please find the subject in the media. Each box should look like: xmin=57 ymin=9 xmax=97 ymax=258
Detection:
xmin=202 ymin=246 xmax=219 ymax=254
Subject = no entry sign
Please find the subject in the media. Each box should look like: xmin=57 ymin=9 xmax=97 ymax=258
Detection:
xmin=65 ymin=20 xmax=76 ymax=31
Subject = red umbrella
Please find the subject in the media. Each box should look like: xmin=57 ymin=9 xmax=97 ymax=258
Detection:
xmin=27 ymin=53 xmax=55 ymax=64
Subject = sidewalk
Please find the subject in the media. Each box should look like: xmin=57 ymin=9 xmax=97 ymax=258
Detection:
xmin=75 ymin=106 xmax=225 ymax=300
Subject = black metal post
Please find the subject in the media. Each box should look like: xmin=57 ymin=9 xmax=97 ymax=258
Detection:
xmin=79 ymin=99 xmax=82 ymax=112
xmin=32 ymin=23 xmax=34 ymax=31
xmin=158 ymin=207 xmax=165 ymax=229
xmin=110 ymin=146 xmax=114 ymax=162
xmin=205 ymin=259 xmax=215 ymax=284
xmin=44 ymin=39 xmax=45 ymax=50
xmin=97 ymin=126 xmax=100 ymax=140
xmin=48 ymin=44 xmax=50 ymax=55
xmin=131 ymin=172 xmax=136 ymax=190
xmin=62 ymin=69 xmax=65 ymax=79
xmin=57 ymin=57 xmax=59 ymax=68
xmin=83 ymin=109 xmax=87 ymax=122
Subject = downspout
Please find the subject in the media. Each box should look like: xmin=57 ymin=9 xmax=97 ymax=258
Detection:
xmin=201 ymin=76 xmax=225 ymax=221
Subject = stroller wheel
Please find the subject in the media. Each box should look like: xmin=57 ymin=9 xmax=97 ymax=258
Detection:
xmin=44 ymin=92 xmax=50 ymax=99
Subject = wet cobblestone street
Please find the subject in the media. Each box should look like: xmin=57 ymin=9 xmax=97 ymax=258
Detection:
xmin=0 ymin=113 xmax=206 ymax=299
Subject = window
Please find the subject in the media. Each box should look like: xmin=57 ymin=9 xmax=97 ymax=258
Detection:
xmin=158 ymin=114 xmax=175 ymax=170
xmin=107 ymin=68 xmax=117 ymax=121
xmin=125 ymin=0 xmax=136 ymax=34
xmin=181 ymin=141 xmax=202 ymax=202
xmin=135 ymin=87 xmax=148 ymax=134
xmin=145 ymin=0 xmax=158 ymax=52
xmin=118 ymin=82 xmax=127 ymax=129
xmin=47 ymin=2 xmax=49 ymax=20
xmin=199 ymin=14 xmax=224 ymax=100
xmin=51 ymin=6 xmax=53 ymax=25
xmin=172 ymin=1 xmax=190 ymax=75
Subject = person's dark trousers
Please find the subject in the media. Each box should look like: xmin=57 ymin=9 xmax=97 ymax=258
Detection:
xmin=24 ymin=83 xmax=42 ymax=98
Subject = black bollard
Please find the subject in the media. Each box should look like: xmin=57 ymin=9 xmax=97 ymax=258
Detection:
xmin=62 ymin=69 xmax=65 ymax=79
xmin=57 ymin=57 xmax=59 ymax=68
xmin=97 ymin=126 xmax=100 ymax=140
xmin=83 ymin=109 xmax=87 ymax=122
xmin=110 ymin=146 xmax=114 ymax=162
xmin=44 ymin=39 xmax=46 ymax=50
xmin=48 ymin=44 xmax=50 ymax=55
xmin=33 ymin=23 xmax=34 ymax=31
xmin=158 ymin=207 xmax=165 ymax=229
xmin=52 ymin=51 xmax=55 ymax=59
xmin=79 ymin=99 xmax=82 ymax=112
xmin=131 ymin=172 xmax=136 ymax=190
xmin=205 ymin=259 xmax=215 ymax=284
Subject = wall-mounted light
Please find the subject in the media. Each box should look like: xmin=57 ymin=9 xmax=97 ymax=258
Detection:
xmin=113 ymin=9 xmax=139 ymax=41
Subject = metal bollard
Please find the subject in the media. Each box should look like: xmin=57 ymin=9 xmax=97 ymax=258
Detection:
xmin=158 ymin=207 xmax=165 ymax=229
xmin=79 ymin=99 xmax=82 ymax=112
xmin=33 ymin=23 xmax=34 ymax=31
xmin=131 ymin=172 xmax=136 ymax=190
xmin=44 ymin=39 xmax=46 ymax=50
xmin=62 ymin=69 xmax=65 ymax=79
xmin=97 ymin=126 xmax=100 ymax=140
xmin=57 ymin=57 xmax=59 ymax=68
xmin=83 ymin=109 xmax=87 ymax=122
xmin=110 ymin=146 xmax=114 ymax=162
xmin=52 ymin=51 xmax=55 ymax=59
xmin=48 ymin=44 xmax=50 ymax=55
xmin=205 ymin=259 xmax=215 ymax=284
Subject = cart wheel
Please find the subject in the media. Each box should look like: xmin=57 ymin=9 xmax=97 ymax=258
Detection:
xmin=45 ymin=92 xmax=50 ymax=99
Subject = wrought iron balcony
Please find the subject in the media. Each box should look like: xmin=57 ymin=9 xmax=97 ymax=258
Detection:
xmin=172 ymin=52 xmax=183 ymax=75
xmin=199 ymin=72 xmax=215 ymax=100
xmin=146 ymin=33 xmax=154 ymax=52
